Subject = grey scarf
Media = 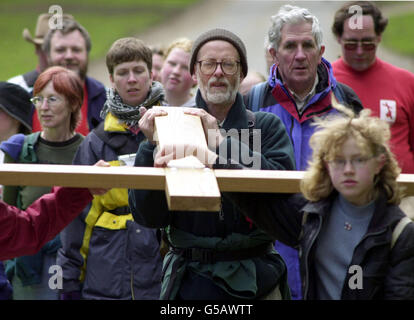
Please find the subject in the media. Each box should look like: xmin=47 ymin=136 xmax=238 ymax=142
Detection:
xmin=100 ymin=81 xmax=166 ymax=127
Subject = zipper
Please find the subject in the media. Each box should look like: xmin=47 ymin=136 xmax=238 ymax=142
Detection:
xmin=303 ymin=214 xmax=322 ymax=299
xmin=219 ymin=198 xmax=224 ymax=221
xmin=130 ymin=269 xmax=135 ymax=300
xmin=289 ymin=117 xmax=294 ymax=148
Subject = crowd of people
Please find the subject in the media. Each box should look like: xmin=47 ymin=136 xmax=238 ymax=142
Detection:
xmin=0 ymin=1 xmax=413 ymax=300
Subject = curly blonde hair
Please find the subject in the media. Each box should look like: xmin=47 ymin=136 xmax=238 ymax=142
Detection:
xmin=300 ymin=102 xmax=403 ymax=205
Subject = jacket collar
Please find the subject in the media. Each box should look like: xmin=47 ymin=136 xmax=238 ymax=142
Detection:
xmin=195 ymin=90 xmax=249 ymax=130
xmin=104 ymin=112 xmax=128 ymax=132
xmin=302 ymin=190 xmax=405 ymax=233
xmin=301 ymin=192 xmax=337 ymax=218
xmin=365 ymin=190 xmax=405 ymax=234
xmin=269 ymin=58 xmax=338 ymax=123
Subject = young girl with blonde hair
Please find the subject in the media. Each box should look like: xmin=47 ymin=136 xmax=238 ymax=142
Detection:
xmin=232 ymin=105 xmax=414 ymax=299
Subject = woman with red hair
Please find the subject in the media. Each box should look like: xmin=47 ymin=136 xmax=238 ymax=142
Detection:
xmin=1 ymin=66 xmax=85 ymax=300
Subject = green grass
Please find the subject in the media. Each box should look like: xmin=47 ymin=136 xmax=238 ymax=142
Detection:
xmin=0 ymin=0 xmax=198 ymax=81
xmin=1 ymin=0 xmax=195 ymax=7
xmin=382 ymin=13 xmax=414 ymax=56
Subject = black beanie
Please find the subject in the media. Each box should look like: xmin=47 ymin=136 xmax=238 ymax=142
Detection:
xmin=0 ymin=82 xmax=33 ymax=132
xmin=189 ymin=28 xmax=248 ymax=77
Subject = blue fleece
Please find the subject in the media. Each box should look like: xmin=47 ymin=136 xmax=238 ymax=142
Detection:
xmin=0 ymin=133 xmax=25 ymax=161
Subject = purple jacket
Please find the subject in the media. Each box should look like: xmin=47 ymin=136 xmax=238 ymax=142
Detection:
xmin=261 ymin=58 xmax=363 ymax=170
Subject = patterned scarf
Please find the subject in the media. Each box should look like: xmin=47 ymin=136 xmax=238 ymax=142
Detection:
xmin=100 ymin=81 xmax=166 ymax=127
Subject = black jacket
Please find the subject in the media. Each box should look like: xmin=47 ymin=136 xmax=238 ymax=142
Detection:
xmin=230 ymin=191 xmax=414 ymax=299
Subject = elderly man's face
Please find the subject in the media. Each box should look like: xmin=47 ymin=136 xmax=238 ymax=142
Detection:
xmin=194 ymin=40 xmax=243 ymax=106
xmin=272 ymin=22 xmax=324 ymax=97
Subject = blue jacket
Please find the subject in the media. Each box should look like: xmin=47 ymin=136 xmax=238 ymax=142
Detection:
xmin=84 ymin=76 xmax=107 ymax=130
xmin=245 ymin=58 xmax=363 ymax=300
xmin=57 ymin=113 xmax=163 ymax=300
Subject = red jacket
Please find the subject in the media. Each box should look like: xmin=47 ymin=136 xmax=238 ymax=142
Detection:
xmin=0 ymin=187 xmax=92 ymax=260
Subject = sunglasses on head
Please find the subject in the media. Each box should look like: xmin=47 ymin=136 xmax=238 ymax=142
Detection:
xmin=343 ymin=40 xmax=376 ymax=51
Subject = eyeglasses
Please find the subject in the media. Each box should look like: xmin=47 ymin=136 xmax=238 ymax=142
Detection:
xmin=328 ymin=156 xmax=374 ymax=170
xmin=343 ymin=40 xmax=376 ymax=51
xmin=30 ymin=96 xmax=62 ymax=107
xmin=197 ymin=59 xmax=240 ymax=76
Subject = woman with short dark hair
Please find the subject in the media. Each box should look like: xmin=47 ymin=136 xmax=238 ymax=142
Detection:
xmin=57 ymin=37 xmax=166 ymax=300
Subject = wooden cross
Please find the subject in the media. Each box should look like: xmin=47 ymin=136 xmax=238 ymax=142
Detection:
xmin=0 ymin=107 xmax=413 ymax=211
xmin=153 ymin=107 xmax=221 ymax=211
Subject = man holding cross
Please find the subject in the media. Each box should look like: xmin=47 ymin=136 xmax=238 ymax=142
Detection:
xmin=129 ymin=28 xmax=295 ymax=300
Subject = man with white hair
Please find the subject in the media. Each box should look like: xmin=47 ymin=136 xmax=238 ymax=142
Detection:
xmin=245 ymin=4 xmax=364 ymax=300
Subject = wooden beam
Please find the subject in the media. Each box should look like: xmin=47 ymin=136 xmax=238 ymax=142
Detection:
xmin=396 ymin=174 xmax=414 ymax=198
xmin=153 ymin=107 xmax=221 ymax=211
xmin=215 ymin=169 xmax=304 ymax=193
xmin=153 ymin=106 xmax=208 ymax=151
xmin=165 ymin=167 xmax=221 ymax=211
xmin=1 ymin=164 xmax=413 ymax=196
xmin=0 ymin=163 xmax=165 ymax=190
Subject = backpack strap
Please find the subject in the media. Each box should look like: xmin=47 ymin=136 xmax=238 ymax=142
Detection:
xmin=332 ymin=83 xmax=345 ymax=105
xmin=391 ymin=216 xmax=412 ymax=250
xmin=247 ymin=81 xmax=267 ymax=112
xmin=15 ymin=132 xmax=41 ymax=209
xmin=19 ymin=132 xmax=41 ymax=163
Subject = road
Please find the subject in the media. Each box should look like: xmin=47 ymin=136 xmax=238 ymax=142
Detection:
xmin=88 ymin=0 xmax=414 ymax=87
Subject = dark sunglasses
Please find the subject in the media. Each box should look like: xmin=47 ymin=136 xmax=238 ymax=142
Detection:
xmin=343 ymin=40 xmax=376 ymax=51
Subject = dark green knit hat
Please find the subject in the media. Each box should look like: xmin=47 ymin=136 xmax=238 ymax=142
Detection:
xmin=189 ymin=28 xmax=248 ymax=77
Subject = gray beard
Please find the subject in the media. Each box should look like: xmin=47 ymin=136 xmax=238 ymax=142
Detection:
xmin=198 ymin=74 xmax=240 ymax=105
